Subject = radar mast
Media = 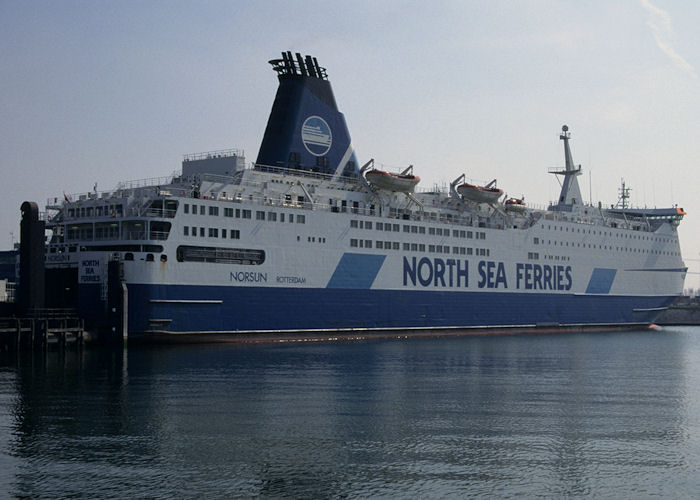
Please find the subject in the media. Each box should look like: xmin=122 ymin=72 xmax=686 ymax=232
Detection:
xmin=549 ymin=125 xmax=583 ymax=209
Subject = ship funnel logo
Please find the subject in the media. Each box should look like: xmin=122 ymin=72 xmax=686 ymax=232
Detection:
xmin=301 ymin=116 xmax=332 ymax=156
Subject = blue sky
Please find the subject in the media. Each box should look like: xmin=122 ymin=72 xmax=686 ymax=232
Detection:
xmin=2 ymin=1 xmax=699 ymax=288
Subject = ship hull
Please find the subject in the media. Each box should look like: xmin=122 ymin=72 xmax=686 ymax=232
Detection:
xmin=125 ymin=282 xmax=675 ymax=337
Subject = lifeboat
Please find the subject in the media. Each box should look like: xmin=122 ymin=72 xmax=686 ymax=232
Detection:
xmin=365 ymin=169 xmax=420 ymax=192
xmin=504 ymin=197 xmax=527 ymax=213
xmin=457 ymin=182 xmax=503 ymax=203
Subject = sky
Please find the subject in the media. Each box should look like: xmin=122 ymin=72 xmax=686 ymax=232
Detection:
xmin=1 ymin=0 xmax=699 ymax=288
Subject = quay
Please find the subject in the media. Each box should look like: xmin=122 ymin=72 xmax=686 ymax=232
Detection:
xmin=0 ymin=310 xmax=85 ymax=351
xmin=656 ymin=296 xmax=700 ymax=326
xmin=0 ymin=201 xmax=125 ymax=351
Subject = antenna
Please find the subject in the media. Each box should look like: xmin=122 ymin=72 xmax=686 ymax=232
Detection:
xmin=617 ymin=178 xmax=631 ymax=209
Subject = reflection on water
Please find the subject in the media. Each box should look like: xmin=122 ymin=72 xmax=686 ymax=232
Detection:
xmin=1 ymin=327 xmax=700 ymax=498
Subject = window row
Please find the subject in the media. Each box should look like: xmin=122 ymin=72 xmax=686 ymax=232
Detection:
xmin=349 ymin=239 xmax=489 ymax=256
xmin=305 ymin=236 xmax=327 ymax=243
xmin=176 ymin=245 xmax=265 ymax=265
xmin=544 ymin=255 xmax=571 ymax=261
xmin=542 ymin=224 xmax=676 ymax=244
xmin=67 ymin=204 xmax=123 ymax=218
xmin=350 ymin=219 xmax=486 ymax=239
xmin=184 ymin=204 xmax=306 ymax=224
xmin=183 ymin=226 xmax=241 ymax=239
xmin=537 ymin=238 xmax=680 ymax=256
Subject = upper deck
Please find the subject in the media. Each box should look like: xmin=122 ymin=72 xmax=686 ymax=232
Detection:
xmin=44 ymin=159 xmax=683 ymax=249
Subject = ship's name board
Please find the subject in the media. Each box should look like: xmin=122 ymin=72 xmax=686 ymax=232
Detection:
xmin=229 ymin=272 xmax=308 ymax=285
xmin=230 ymin=271 xmax=267 ymax=283
xmin=403 ymin=257 xmax=572 ymax=290
xmin=79 ymin=258 xmax=104 ymax=284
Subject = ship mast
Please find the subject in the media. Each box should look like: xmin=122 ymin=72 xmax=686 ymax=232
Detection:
xmin=549 ymin=125 xmax=583 ymax=209
xmin=616 ymin=179 xmax=631 ymax=209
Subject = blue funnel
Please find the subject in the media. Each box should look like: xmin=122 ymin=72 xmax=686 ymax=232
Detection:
xmin=256 ymin=52 xmax=359 ymax=177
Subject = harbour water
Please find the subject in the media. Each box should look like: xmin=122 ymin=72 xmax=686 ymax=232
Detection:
xmin=1 ymin=327 xmax=699 ymax=498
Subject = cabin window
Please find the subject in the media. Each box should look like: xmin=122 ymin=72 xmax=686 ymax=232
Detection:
xmin=297 ymin=215 xmax=305 ymax=224
xmin=222 ymin=229 xmax=227 ymax=238
xmin=209 ymin=206 xmax=219 ymax=216
xmin=230 ymin=230 xmax=240 ymax=239
xmin=242 ymin=210 xmax=251 ymax=219
xmin=183 ymin=227 xmax=189 ymax=236
xmin=184 ymin=204 xmax=190 ymax=214
xmin=146 ymin=254 xmax=154 ymax=262
xmin=268 ymin=212 xmax=277 ymax=222
xmin=224 ymin=208 xmax=233 ymax=217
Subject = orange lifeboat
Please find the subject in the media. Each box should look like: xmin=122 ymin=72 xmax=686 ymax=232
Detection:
xmin=365 ymin=169 xmax=420 ymax=192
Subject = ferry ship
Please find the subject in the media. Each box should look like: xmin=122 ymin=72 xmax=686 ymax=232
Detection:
xmin=41 ymin=51 xmax=687 ymax=340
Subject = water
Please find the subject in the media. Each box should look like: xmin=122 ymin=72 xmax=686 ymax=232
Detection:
xmin=2 ymin=327 xmax=700 ymax=498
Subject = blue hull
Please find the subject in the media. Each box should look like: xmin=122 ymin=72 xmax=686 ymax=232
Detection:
xmin=126 ymin=284 xmax=675 ymax=335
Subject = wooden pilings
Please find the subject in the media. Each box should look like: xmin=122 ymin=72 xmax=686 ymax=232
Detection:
xmin=0 ymin=313 xmax=85 ymax=351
